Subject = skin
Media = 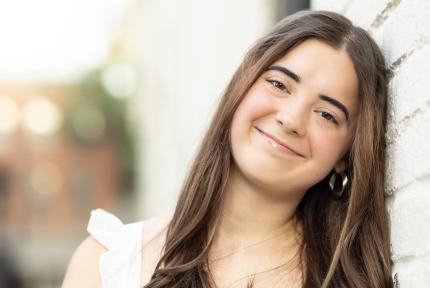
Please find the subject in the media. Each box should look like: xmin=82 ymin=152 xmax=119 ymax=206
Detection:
xmin=209 ymin=38 xmax=359 ymax=287
xmin=62 ymin=236 xmax=105 ymax=287
xmin=62 ymin=38 xmax=359 ymax=287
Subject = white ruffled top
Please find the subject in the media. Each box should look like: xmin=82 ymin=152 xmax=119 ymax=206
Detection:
xmin=87 ymin=209 xmax=171 ymax=288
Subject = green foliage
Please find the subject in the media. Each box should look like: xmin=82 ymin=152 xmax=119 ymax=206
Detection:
xmin=63 ymin=68 xmax=137 ymax=195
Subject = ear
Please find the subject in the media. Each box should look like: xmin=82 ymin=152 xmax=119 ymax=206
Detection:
xmin=333 ymin=158 xmax=347 ymax=174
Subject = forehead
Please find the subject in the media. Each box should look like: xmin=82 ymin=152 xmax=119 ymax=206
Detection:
xmin=271 ymin=38 xmax=359 ymax=118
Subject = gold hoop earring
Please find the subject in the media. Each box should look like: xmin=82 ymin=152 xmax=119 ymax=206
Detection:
xmin=329 ymin=171 xmax=348 ymax=200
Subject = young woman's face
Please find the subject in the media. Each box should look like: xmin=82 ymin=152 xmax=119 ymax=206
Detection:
xmin=230 ymin=38 xmax=359 ymax=198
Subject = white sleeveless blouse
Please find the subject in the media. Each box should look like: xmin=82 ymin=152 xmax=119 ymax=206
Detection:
xmin=87 ymin=209 xmax=171 ymax=288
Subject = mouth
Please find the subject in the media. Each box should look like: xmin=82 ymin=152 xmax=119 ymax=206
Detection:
xmin=254 ymin=127 xmax=304 ymax=157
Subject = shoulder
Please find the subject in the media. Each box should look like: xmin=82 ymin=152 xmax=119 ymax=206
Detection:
xmin=141 ymin=213 xmax=172 ymax=247
xmin=140 ymin=214 xmax=172 ymax=285
xmin=62 ymin=209 xmax=137 ymax=288
xmin=62 ymin=235 xmax=106 ymax=288
xmin=62 ymin=209 xmax=173 ymax=288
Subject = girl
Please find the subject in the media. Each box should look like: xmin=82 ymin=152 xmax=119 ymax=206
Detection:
xmin=63 ymin=10 xmax=393 ymax=288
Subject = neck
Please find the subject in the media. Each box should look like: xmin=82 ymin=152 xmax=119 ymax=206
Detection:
xmin=207 ymin=166 xmax=305 ymax=286
xmin=214 ymin=166 xmax=304 ymax=250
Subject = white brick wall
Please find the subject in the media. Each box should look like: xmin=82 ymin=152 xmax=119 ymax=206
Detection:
xmin=312 ymin=0 xmax=430 ymax=286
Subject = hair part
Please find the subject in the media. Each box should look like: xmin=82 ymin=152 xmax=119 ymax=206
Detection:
xmin=144 ymin=10 xmax=393 ymax=288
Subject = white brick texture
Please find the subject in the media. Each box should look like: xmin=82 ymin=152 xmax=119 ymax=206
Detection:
xmin=312 ymin=0 xmax=430 ymax=287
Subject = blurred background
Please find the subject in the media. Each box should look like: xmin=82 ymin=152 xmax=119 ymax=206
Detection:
xmin=0 ymin=0 xmax=309 ymax=287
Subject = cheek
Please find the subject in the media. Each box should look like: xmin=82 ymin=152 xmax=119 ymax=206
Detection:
xmin=309 ymin=129 xmax=347 ymax=168
xmin=231 ymin=86 xmax=273 ymax=131
xmin=230 ymin=86 xmax=272 ymax=158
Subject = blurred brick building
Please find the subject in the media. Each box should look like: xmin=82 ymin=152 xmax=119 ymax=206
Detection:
xmin=0 ymin=85 xmax=122 ymax=287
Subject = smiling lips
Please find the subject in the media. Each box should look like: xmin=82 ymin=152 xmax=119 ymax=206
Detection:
xmin=255 ymin=127 xmax=303 ymax=157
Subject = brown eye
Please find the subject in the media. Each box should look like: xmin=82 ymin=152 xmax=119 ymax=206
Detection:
xmin=318 ymin=111 xmax=339 ymax=125
xmin=267 ymin=79 xmax=288 ymax=93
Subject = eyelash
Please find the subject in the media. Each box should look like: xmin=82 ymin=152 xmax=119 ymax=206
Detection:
xmin=266 ymin=78 xmax=340 ymax=126
xmin=318 ymin=111 xmax=339 ymax=125
xmin=267 ymin=79 xmax=289 ymax=93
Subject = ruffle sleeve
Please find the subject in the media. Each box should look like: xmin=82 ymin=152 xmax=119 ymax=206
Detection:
xmin=87 ymin=209 xmax=143 ymax=288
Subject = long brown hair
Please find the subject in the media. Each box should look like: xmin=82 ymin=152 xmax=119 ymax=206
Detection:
xmin=144 ymin=10 xmax=393 ymax=287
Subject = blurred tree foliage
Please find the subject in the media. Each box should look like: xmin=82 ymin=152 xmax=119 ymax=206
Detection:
xmin=63 ymin=68 xmax=137 ymax=195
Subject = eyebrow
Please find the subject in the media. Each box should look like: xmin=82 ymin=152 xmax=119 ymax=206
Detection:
xmin=319 ymin=95 xmax=350 ymax=122
xmin=266 ymin=65 xmax=350 ymax=123
xmin=267 ymin=65 xmax=301 ymax=83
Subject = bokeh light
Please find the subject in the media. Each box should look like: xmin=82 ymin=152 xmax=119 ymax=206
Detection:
xmin=102 ymin=64 xmax=137 ymax=99
xmin=22 ymin=98 xmax=63 ymax=136
xmin=0 ymin=96 xmax=20 ymax=134
xmin=71 ymin=105 xmax=106 ymax=143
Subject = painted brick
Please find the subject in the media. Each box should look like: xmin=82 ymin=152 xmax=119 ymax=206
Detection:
xmin=376 ymin=0 xmax=430 ymax=66
xmin=392 ymin=253 xmax=430 ymax=288
xmin=386 ymin=46 xmax=430 ymax=137
xmin=344 ymin=0 xmax=391 ymax=29
xmin=389 ymin=178 xmax=430 ymax=260
xmin=385 ymin=108 xmax=430 ymax=193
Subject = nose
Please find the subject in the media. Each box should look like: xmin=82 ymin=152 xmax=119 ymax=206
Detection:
xmin=275 ymin=100 xmax=308 ymax=137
